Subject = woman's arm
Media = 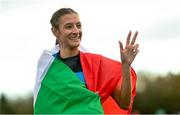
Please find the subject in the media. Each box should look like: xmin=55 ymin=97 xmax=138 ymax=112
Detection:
xmin=112 ymin=31 xmax=139 ymax=109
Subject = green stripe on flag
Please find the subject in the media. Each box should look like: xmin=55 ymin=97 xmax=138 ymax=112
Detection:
xmin=34 ymin=58 xmax=104 ymax=114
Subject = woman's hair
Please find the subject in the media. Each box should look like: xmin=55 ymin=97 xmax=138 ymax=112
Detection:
xmin=50 ymin=8 xmax=78 ymax=28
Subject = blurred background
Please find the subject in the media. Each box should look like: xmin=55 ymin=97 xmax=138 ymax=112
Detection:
xmin=0 ymin=0 xmax=180 ymax=114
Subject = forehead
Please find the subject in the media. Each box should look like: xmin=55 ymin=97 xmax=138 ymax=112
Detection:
xmin=59 ymin=13 xmax=80 ymax=25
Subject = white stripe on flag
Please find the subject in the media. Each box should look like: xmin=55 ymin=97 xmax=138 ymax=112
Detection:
xmin=34 ymin=50 xmax=54 ymax=106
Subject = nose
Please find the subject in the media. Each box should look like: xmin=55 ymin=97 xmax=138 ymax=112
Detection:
xmin=72 ymin=26 xmax=80 ymax=34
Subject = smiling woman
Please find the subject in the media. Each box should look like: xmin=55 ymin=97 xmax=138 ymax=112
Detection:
xmin=33 ymin=8 xmax=138 ymax=114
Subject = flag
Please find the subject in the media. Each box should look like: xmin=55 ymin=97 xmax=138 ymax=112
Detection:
xmin=34 ymin=51 xmax=103 ymax=114
xmin=34 ymin=45 xmax=137 ymax=114
xmin=80 ymin=51 xmax=137 ymax=114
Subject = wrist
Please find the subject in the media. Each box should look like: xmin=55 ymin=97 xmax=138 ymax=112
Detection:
xmin=122 ymin=62 xmax=131 ymax=68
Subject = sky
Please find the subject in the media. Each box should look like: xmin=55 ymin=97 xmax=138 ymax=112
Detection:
xmin=0 ymin=0 xmax=180 ymax=97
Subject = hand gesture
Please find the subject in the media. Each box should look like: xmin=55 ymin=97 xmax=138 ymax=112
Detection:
xmin=119 ymin=31 xmax=139 ymax=66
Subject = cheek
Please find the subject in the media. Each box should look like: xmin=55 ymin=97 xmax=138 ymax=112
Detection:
xmin=61 ymin=30 xmax=71 ymax=37
xmin=58 ymin=34 xmax=69 ymax=43
xmin=58 ymin=31 xmax=67 ymax=40
xmin=79 ymin=31 xmax=82 ymax=36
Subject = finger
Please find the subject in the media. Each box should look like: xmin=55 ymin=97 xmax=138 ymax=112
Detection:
xmin=133 ymin=49 xmax=139 ymax=57
xmin=131 ymin=31 xmax=138 ymax=45
xmin=133 ymin=44 xmax=139 ymax=52
xmin=126 ymin=31 xmax=132 ymax=47
xmin=119 ymin=41 xmax=123 ymax=51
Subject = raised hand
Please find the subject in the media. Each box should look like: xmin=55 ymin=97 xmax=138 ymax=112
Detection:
xmin=119 ymin=31 xmax=139 ymax=66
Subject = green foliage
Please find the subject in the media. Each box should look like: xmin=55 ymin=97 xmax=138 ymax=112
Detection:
xmin=0 ymin=93 xmax=33 ymax=114
xmin=133 ymin=72 xmax=180 ymax=114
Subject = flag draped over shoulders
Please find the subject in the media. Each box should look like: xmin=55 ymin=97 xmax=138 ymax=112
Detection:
xmin=34 ymin=50 xmax=103 ymax=114
xmin=80 ymin=52 xmax=137 ymax=114
xmin=34 ymin=45 xmax=137 ymax=114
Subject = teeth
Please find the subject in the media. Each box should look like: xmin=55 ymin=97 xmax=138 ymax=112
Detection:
xmin=70 ymin=38 xmax=74 ymax=39
xmin=70 ymin=37 xmax=79 ymax=40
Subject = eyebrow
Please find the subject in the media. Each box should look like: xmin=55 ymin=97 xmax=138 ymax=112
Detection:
xmin=64 ymin=21 xmax=81 ymax=25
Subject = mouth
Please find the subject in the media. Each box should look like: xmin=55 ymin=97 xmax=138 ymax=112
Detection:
xmin=69 ymin=35 xmax=81 ymax=41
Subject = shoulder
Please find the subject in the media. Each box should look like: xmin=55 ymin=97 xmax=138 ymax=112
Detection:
xmin=80 ymin=51 xmax=102 ymax=58
xmin=80 ymin=51 xmax=121 ymax=65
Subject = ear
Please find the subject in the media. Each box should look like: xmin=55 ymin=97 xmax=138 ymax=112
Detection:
xmin=51 ymin=27 xmax=60 ymax=38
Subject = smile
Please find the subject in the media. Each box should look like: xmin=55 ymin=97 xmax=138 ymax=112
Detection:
xmin=69 ymin=36 xmax=80 ymax=40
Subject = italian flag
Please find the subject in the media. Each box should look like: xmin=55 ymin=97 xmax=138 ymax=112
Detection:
xmin=34 ymin=45 xmax=137 ymax=114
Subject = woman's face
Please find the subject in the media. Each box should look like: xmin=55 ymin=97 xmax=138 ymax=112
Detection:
xmin=56 ymin=13 xmax=82 ymax=49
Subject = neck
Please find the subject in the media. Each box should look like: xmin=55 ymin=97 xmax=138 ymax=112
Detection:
xmin=59 ymin=47 xmax=79 ymax=59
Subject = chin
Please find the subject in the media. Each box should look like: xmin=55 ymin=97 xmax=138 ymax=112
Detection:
xmin=70 ymin=44 xmax=80 ymax=49
xmin=71 ymin=41 xmax=80 ymax=46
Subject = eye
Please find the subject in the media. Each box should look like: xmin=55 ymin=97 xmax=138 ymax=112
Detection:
xmin=65 ymin=24 xmax=73 ymax=29
xmin=76 ymin=23 xmax=81 ymax=29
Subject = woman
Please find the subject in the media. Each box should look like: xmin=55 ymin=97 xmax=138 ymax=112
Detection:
xmin=34 ymin=8 xmax=139 ymax=114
